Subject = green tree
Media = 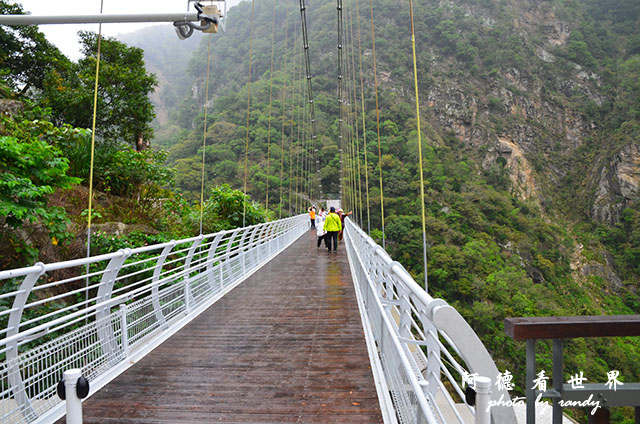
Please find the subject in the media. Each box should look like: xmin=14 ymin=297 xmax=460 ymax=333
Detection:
xmin=0 ymin=1 xmax=70 ymax=94
xmin=40 ymin=32 xmax=158 ymax=149
xmin=197 ymin=184 xmax=269 ymax=233
xmin=0 ymin=123 xmax=81 ymax=267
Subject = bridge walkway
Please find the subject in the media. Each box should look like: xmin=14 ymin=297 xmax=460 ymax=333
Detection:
xmin=62 ymin=229 xmax=382 ymax=423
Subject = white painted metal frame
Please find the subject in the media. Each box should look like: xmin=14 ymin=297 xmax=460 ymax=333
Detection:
xmin=344 ymin=218 xmax=517 ymax=424
xmin=0 ymin=215 xmax=307 ymax=424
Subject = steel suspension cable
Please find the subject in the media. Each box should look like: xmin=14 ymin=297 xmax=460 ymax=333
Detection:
xmin=408 ymin=0 xmax=429 ymax=289
xmin=354 ymin=0 xmax=371 ymax=234
xmin=242 ymin=0 xmax=256 ymax=227
xmin=265 ymin=0 xmax=277 ymax=209
xmin=199 ymin=35 xmax=214 ymax=235
xmin=298 ymin=0 xmax=320 ymax=201
xmin=337 ymin=0 xmax=344 ymax=205
xmin=368 ymin=0 xmax=386 ymax=248
xmin=304 ymin=90 xmax=312 ymax=202
xmin=342 ymin=6 xmax=355 ymax=215
xmin=279 ymin=11 xmax=290 ymax=219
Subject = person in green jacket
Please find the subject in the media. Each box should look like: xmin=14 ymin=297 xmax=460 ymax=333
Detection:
xmin=323 ymin=206 xmax=342 ymax=253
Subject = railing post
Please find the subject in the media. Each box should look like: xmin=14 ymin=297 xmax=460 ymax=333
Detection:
xmin=225 ymin=229 xmax=241 ymax=280
xmin=63 ymin=369 xmax=84 ymax=424
xmin=239 ymin=228 xmax=248 ymax=274
xmin=255 ymin=223 xmax=264 ymax=262
xmin=6 ymin=263 xmax=44 ymax=421
xmin=526 ymin=339 xmax=536 ymax=424
xmin=589 ymin=408 xmax=611 ymax=424
xmin=152 ymin=242 xmax=176 ymax=330
xmin=206 ymin=233 xmax=224 ymax=291
xmin=552 ymin=338 xmax=563 ymax=424
xmin=245 ymin=225 xmax=260 ymax=272
xmin=475 ymin=376 xmax=492 ymax=424
xmin=416 ymin=380 xmax=430 ymax=423
xmin=96 ymin=249 xmax=130 ymax=363
xmin=119 ymin=304 xmax=129 ymax=357
xmin=183 ymin=236 xmax=204 ymax=313
xmin=184 ymin=278 xmax=191 ymax=313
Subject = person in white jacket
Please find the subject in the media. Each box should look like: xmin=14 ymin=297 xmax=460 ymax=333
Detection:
xmin=315 ymin=208 xmax=328 ymax=249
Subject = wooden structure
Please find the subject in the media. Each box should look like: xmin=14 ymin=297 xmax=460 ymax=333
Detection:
xmin=57 ymin=232 xmax=381 ymax=423
xmin=505 ymin=315 xmax=640 ymax=424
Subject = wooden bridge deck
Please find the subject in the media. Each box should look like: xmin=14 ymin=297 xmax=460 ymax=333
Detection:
xmin=70 ymin=230 xmax=382 ymax=423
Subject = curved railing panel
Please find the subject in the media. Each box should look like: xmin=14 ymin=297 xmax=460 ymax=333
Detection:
xmin=344 ymin=218 xmax=517 ymax=424
xmin=0 ymin=215 xmax=307 ymax=424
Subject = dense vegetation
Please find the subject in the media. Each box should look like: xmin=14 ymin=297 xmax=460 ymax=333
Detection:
xmin=147 ymin=0 xmax=640 ymax=421
xmin=0 ymin=1 xmax=269 ymax=271
xmin=1 ymin=0 xmax=639 ymax=421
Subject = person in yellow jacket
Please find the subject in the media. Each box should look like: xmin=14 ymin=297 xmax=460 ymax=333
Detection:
xmin=323 ymin=206 xmax=342 ymax=253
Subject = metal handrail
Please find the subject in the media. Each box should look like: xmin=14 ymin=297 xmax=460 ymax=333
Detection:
xmin=344 ymin=218 xmax=517 ymax=423
xmin=0 ymin=215 xmax=307 ymax=424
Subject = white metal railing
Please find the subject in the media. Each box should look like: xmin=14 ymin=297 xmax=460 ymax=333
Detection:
xmin=0 ymin=215 xmax=307 ymax=424
xmin=344 ymin=218 xmax=517 ymax=424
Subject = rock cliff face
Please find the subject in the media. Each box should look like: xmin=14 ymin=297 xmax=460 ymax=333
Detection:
xmin=592 ymin=144 xmax=640 ymax=224
xmin=0 ymin=99 xmax=23 ymax=116
xmin=396 ymin=0 xmax=640 ymax=224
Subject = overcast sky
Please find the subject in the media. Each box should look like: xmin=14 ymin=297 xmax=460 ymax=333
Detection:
xmin=16 ymin=0 xmax=237 ymax=60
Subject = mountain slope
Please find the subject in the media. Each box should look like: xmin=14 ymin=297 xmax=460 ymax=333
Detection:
xmin=139 ymin=0 xmax=640 ymax=420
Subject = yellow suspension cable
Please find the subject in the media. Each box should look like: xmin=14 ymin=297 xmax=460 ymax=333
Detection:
xmin=86 ymin=30 xmax=102 ymax=247
xmin=368 ymin=0 xmax=386 ymax=248
xmin=343 ymin=17 xmax=355 ymax=217
xmin=265 ymin=0 xmax=277 ymax=209
xmin=354 ymin=0 xmax=371 ymax=234
xmin=85 ymin=0 xmax=104 ymax=323
xmin=347 ymin=1 xmax=363 ymax=226
xmin=287 ymin=20 xmax=298 ymax=216
xmin=295 ymin=23 xmax=304 ymax=214
xmin=199 ymin=35 xmax=214 ymax=235
xmin=408 ymin=0 xmax=429 ymax=289
xmin=279 ymin=11 xmax=290 ymax=219
xmin=298 ymin=49 xmax=305 ymax=212
xmin=242 ymin=0 xmax=256 ymax=227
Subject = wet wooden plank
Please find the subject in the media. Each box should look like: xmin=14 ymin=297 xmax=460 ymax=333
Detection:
xmin=67 ymin=231 xmax=382 ymax=423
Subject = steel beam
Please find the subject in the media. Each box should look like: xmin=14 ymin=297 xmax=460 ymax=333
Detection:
xmin=0 ymin=12 xmax=199 ymax=26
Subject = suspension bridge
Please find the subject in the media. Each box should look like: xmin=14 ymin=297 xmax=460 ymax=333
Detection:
xmin=0 ymin=216 xmax=516 ymax=424
xmin=1 ymin=0 xmax=640 ymax=423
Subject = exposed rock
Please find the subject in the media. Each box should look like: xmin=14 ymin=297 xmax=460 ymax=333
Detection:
xmin=581 ymin=261 xmax=623 ymax=291
xmin=527 ymin=266 xmax=544 ymax=284
xmin=545 ymin=21 xmax=570 ymax=46
xmin=0 ymin=99 xmax=23 ymax=116
xmin=535 ymin=47 xmax=556 ymax=63
xmin=571 ymin=243 xmax=623 ymax=292
xmin=92 ymin=222 xmax=159 ymax=236
xmin=483 ymin=137 xmax=539 ymax=201
xmin=591 ymin=144 xmax=640 ymax=224
xmin=379 ymin=71 xmax=391 ymax=83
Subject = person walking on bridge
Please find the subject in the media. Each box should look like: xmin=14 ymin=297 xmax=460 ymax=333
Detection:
xmin=323 ymin=206 xmax=342 ymax=253
xmin=316 ymin=207 xmax=328 ymax=249
xmin=308 ymin=206 xmax=316 ymax=228
xmin=337 ymin=209 xmax=352 ymax=241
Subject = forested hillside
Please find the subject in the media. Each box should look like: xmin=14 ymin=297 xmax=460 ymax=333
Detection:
xmin=147 ymin=0 xmax=640 ymax=421
xmin=1 ymin=0 xmax=640 ymax=421
xmin=0 ymin=0 xmax=270 ymax=270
